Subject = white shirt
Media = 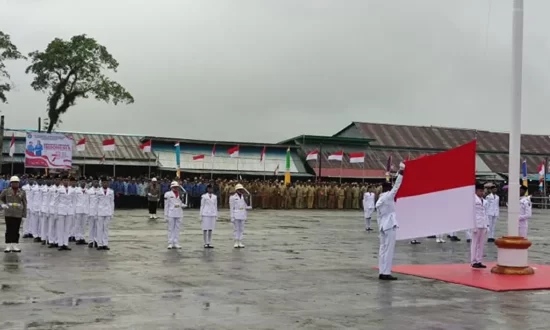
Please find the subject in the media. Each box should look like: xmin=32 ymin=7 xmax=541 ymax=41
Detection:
xmin=363 ymin=192 xmax=375 ymax=209
xmin=486 ymin=193 xmax=500 ymax=217
xmin=88 ymin=187 xmax=100 ymax=216
xmin=200 ymin=193 xmax=218 ymax=217
xmin=97 ymin=188 xmax=115 ymax=217
xmin=22 ymin=184 xmax=32 ymax=211
xmin=55 ymin=185 xmax=74 ymax=216
xmin=74 ymin=186 xmax=90 ymax=214
xmin=519 ymin=196 xmax=532 ymax=221
xmin=229 ymin=193 xmax=251 ymax=221
xmin=164 ymin=190 xmax=184 ymax=218
xmin=31 ymin=184 xmax=41 ymax=212
xmin=375 ymin=174 xmax=403 ymax=232
xmin=474 ymin=195 xmax=489 ymax=229
xmin=48 ymin=185 xmax=59 ymax=214
xmin=40 ymin=185 xmax=50 ymax=213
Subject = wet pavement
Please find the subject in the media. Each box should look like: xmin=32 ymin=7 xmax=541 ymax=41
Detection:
xmin=0 ymin=208 xmax=549 ymax=330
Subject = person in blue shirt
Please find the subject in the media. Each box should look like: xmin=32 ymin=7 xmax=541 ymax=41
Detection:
xmin=0 ymin=177 xmax=5 ymax=193
xmin=127 ymin=179 xmax=138 ymax=208
xmin=26 ymin=142 xmax=34 ymax=155
xmin=34 ymin=140 xmax=44 ymax=156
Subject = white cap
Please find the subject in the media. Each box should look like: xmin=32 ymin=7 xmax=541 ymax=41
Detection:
xmin=151 ymin=178 xmax=157 ymax=182
xmin=170 ymin=181 xmax=179 ymax=188
xmin=10 ymin=176 xmax=20 ymax=183
xmin=234 ymin=183 xmax=244 ymax=190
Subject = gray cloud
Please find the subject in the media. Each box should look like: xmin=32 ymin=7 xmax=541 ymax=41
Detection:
xmin=1 ymin=0 xmax=549 ymax=142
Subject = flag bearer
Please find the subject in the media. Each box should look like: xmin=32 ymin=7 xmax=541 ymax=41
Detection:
xmin=74 ymin=178 xmax=89 ymax=245
xmin=486 ymin=185 xmax=500 ymax=242
xmin=55 ymin=176 xmax=74 ymax=251
xmin=519 ymin=185 xmax=532 ymax=238
xmin=471 ymin=183 xmax=489 ymax=268
xmin=88 ymin=178 xmax=100 ymax=248
xmin=96 ymin=178 xmax=115 ymax=250
xmin=47 ymin=176 xmax=60 ymax=248
xmin=229 ymin=183 xmax=252 ymax=248
xmin=200 ymin=184 xmax=218 ymax=248
xmin=1 ymin=176 xmax=27 ymax=253
xmin=39 ymin=179 xmax=51 ymax=245
xmin=362 ymin=187 xmax=376 ymax=231
xmin=376 ymin=163 xmax=405 ymax=281
xmin=164 ymin=181 xmax=185 ymax=249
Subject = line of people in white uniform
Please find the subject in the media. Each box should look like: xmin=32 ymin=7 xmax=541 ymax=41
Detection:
xmin=163 ymin=181 xmax=252 ymax=250
xmin=19 ymin=176 xmax=114 ymax=252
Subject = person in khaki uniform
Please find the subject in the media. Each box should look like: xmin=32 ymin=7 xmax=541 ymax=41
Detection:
xmin=328 ymin=184 xmax=336 ymax=209
xmin=337 ymin=186 xmax=345 ymax=209
xmin=296 ymin=183 xmax=304 ymax=209
xmin=317 ymin=184 xmax=327 ymax=209
xmin=1 ymin=176 xmax=27 ymax=253
xmin=344 ymin=184 xmax=353 ymax=209
xmin=289 ymin=184 xmax=297 ymax=209
xmin=351 ymin=183 xmax=360 ymax=209
xmin=306 ymin=182 xmax=315 ymax=209
xmin=261 ymin=182 xmax=270 ymax=209
xmin=280 ymin=183 xmax=287 ymax=209
xmin=272 ymin=183 xmax=281 ymax=209
xmin=283 ymin=184 xmax=291 ymax=209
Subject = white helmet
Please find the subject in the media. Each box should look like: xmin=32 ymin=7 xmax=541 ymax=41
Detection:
xmin=170 ymin=181 xmax=179 ymax=188
xmin=151 ymin=178 xmax=157 ymax=182
xmin=10 ymin=176 xmax=20 ymax=183
xmin=234 ymin=183 xmax=244 ymax=190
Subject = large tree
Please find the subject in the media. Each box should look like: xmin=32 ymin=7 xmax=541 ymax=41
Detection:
xmin=26 ymin=34 xmax=134 ymax=132
xmin=0 ymin=31 xmax=25 ymax=104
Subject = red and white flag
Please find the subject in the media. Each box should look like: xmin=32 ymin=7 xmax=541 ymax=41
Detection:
xmin=228 ymin=145 xmax=239 ymax=158
xmin=395 ymin=141 xmax=476 ymax=240
xmin=328 ymin=150 xmax=343 ymax=161
xmin=260 ymin=146 xmax=266 ymax=162
xmin=193 ymin=154 xmax=205 ymax=161
xmin=102 ymin=138 xmax=115 ymax=152
xmin=76 ymin=138 xmax=86 ymax=152
xmin=9 ymin=134 xmax=15 ymax=157
xmin=211 ymin=144 xmax=216 ymax=158
xmin=139 ymin=139 xmax=152 ymax=153
xmin=349 ymin=152 xmax=365 ymax=163
xmin=538 ymin=162 xmax=545 ymax=176
xmin=306 ymin=150 xmax=319 ymax=161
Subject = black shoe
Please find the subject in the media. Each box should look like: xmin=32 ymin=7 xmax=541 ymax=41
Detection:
xmin=103 ymin=246 xmax=110 ymax=251
xmin=472 ymin=263 xmax=483 ymax=268
xmin=447 ymin=235 xmax=452 ymax=238
xmin=450 ymin=236 xmax=461 ymax=242
xmin=69 ymin=237 xmax=76 ymax=242
xmin=379 ymin=274 xmax=398 ymax=281
xmin=33 ymin=237 xmax=41 ymax=242
xmin=366 ymin=228 xmax=373 ymax=232
xmin=427 ymin=235 xmax=436 ymax=238
xmin=58 ymin=245 xmax=71 ymax=251
xmin=466 ymin=239 xmax=471 ymax=243
xmin=94 ymin=242 xmax=98 ymax=248
xmin=487 ymin=238 xmax=495 ymax=243
xmin=41 ymin=240 xmax=46 ymax=245
xmin=96 ymin=246 xmax=103 ymax=250
xmin=88 ymin=242 xmax=94 ymax=248
xmin=410 ymin=240 xmax=421 ymax=244
xmin=207 ymin=244 xmax=214 ymax=249
xmin=478 ymin=263 xmax=487 ymax=268
xmin=23 ymin=234 xmax=33 ymax=239
xmin=48 ymin=243 xmax=57 ymax=248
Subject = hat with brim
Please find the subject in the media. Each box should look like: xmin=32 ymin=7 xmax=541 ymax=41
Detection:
xmin=10 ymin=176 xmax=20 ymax=183
xmin=170 ymin=181 xmax=179 ymax=188
xmin=235 ymin=184 xmax=244 ymax=190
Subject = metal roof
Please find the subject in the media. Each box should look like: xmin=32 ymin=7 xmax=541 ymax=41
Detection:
xmin=4 ymin=129 xmax=155 ymax=161
xmin=279 ymin=135 xmax=375 ymax=146
xmin=146 ymin=136 xmax=296 ymax=149
xmin=164 ymin=169 xmax=313 ymax=177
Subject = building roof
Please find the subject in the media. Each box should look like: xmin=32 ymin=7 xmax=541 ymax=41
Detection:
xmin=278 ymin=134 xmax=375 ymax=146
xmin=4 ymin=129 xmax=154 ymax=161
xmin=146 ymin=136 xmax=296 ymax=149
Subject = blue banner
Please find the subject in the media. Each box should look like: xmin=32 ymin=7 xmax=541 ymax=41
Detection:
xmin=175 ymin=143 xmax=181 ymax=177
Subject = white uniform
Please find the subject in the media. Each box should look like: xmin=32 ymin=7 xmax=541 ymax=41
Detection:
xmin=471 ymin=195 xmax=489 ymax=265
xmin=55 ymin=185 xmax=75 ymax=247
xmin=74 ymin=186 xmax=90 ymax=241
xmin=47 ymin=185 xmax=59 ymax=244
xmin=22 ymin=183 xmax=32 ymax=236
xmin=200 ymin=193 xmax=218 ymax=230
xmin=363 ymin=192 xmax=375 ymax=229
xmin=519 ymin=196 xmax=532 ymax=238
xmin=87 ymin=186 xmax=99 ymax=244
xmin=229 ymin=193 xmax=251 ymax=245
xmin=376 ymin=174 xmax=403 ymax=276
xmin=39 ymin=185 xmax=50 ymax=241
xmin=486 ymin=192 xmax=500 ymax=239
xmin=164 ymin=190 xmax=184 ymax=247
xmin=30 ymin=184 xmax=42 ymax=238
xmin=96 ymin=187 xmax=115 ymax=248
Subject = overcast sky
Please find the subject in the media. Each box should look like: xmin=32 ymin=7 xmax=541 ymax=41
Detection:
xmin=1 ymin=0 xmax=549 ymax=142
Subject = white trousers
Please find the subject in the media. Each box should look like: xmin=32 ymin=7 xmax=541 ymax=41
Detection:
xmin=48 ymin=213 xmax=58 ymax=244
xmin=465 ymin=230 xmax=472 ymax=240
xmin=68 ymin=214 xmax=75 ymax=238
xmin=233 ymin=219 xmax=245 ymax=240
xmin=88 ymin=216 xmax=98 ymax=243
xmin=488 ymin=215 xmax=498 ymax=239
xmin=40 ymin=212 xmax=49 ymax=241
xmin=56 ymin=215 xmax=72 ymax=246
xmin=167 ymin=217 xmax=182 ymax=245
xmin=74 ymin=213 xmax=88 ymax=240
xmin=378 ymin=227 xmax=397 ymax=275
xmin=96 ymin=216 xmax=111 ymax=247
xmin=470 ymin=228 xmax=486 ymax=264
xmin=23 ymin=209 xmax=32 ymax=235
xmin=31 ymin=211 xmax=40 ymax=237
xmin=519 ymin=219 xmax=528 ymax=238
xmin=364 ymin=208 xmax=374 ymax=229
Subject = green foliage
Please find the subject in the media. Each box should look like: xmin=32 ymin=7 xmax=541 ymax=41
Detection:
xmin=0 ymin=31 xmax=25 ymax=104
xmin=26 ymin=34 xmax=134 ymax=132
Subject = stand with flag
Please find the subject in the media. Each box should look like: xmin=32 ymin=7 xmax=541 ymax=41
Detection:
xmin=76 ymin=138 xmax=87 ymax=176
xmin=139 ymin=139 xmax=152 ymax=177
xmin=284 ymin=147 xmax=291 ymax=185
xmin=228 ymin=145 xmax=239 ymax=179
xmin=102 ymin=138 xmax=116 ymax=177
xmin=328 ymin=150 xmax=343 ymax=183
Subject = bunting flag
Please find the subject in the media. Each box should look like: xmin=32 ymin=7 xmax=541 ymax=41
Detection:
xmin=9 ymin=134 xmax=15 ymax=157
xmin=139 ymin=139 xmax=152 ymax=153
xmin=284 ymin=147 xmax=291 ymax=184
xmin=260 ymin=146 xmax=266 ymax=162
xmin=76 ymin=138 xmax=86 ymax=152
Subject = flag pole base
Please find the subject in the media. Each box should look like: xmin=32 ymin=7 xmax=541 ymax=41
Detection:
xmin=491 ymin=236 xmax=535 ymax=275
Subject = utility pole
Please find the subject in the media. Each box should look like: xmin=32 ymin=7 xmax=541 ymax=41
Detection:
xmin=0 ymin=115 xmax=4 ymax=173
xmin=38 ymin=117 xmax=41 ymax=132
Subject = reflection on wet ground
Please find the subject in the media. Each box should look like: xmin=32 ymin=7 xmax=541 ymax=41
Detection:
xmin=1 ymin=209 xmax=549 ymax=329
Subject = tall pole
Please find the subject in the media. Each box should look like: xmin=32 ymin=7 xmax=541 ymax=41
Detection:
xmin=318 ymin=144 xmax=323 ymax=182
xmin=113 ymin=153 xmax=116 ymax=178
xmin=0 ymin=115 xmax=4 ymax=174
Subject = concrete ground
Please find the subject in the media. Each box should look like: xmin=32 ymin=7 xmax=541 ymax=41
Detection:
xmin=0 ymin=208 xmax=549 ymax=330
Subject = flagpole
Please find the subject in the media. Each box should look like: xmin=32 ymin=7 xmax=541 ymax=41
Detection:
xmin=263 ymin=158 xmax=266 ymax=181
xmin=210 ymin=153 xmax=214 ymax=180
xmin=236 ymin=157 xmax=240 ymax=180
xmin=339 ymin=158 xmax=342 ymax=184
xmin=318 ymin=144 xmax=323 ymax=183
xmin=362 ymin=161 xmax=365 ymax=183
xmin=113 ymin=152 xmax=116 ymax=178
xmin=545 ymin=156 xmax=548 ymax=209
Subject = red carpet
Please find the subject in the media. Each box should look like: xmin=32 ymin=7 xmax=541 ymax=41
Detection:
xmin=388 ymin=264 xmax=550 ymax=292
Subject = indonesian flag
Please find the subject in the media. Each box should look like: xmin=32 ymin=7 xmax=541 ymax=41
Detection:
xmin=395 ymin=141 xmax=476 ymax=240
xmin=9 ymin=134 xmax=15 ymax=157
xmin=102 ymin=138 xmax=115 ymax=152
xmin=140 ymin=139 xmax=152 ymax=153
xmin=328 ymin=150 xmax=343 ymax=161
xmin=228 ymin=145 xmax=239 ymax=158
xmin=211 ymin=144 xmax=216 ymax=157
xmin=260 ymin=146 xmax=266 ymax=162
xmin=538 ymin=162 xmax=545 ymax=191
xmin=306 ymin=150 xmax=319 ymax=161
xmin=193 ymin=154 xmax=205 ymax=161
xmin=349 ymin=152 xmax=365 ymax=163
xmin=76 ymin=138 xmax=86 ymax=152
xmin=538 ymin=162 xmax=545 ymax=176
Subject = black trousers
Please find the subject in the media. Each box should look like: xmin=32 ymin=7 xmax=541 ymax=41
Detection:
xmin=148 ymin=201 xmax=158 ymax=214
xmin=5 ymin=217 xmax=22 ymax=244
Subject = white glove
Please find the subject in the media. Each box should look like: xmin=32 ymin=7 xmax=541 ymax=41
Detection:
xmin=399 ymin=162 xmax=405 ymax=170
xmin=182 ymin=204 xmax=188 ymax=209
xmin=1 ymin=204 xmax=8 ymax=209
xmin=147 ymin=193 xmax=151 ymax=196
xmin=246 ymin=206 xmax=252 ymax=210
xmin=231 ymin=218 xmax=235 ymax=223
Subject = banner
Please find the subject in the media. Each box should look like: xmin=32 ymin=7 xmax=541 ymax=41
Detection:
xmin=25 ymin=132 xmax=73 ymax=169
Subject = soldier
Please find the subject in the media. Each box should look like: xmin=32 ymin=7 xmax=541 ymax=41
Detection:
xmin=1 ymin=176 xmax=27 ymax=253
xmin=337 ymin=185 xmax=345 ymax=209
xmin=344 ymin=184 xmax=353 ymax=209
xmin=289 ymin=183 xmax=297 ymax=209
xmin=307 ymin=181 xmax=315 ymax=209
xmin=351 ymin=183 xmax=360 ymax=209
